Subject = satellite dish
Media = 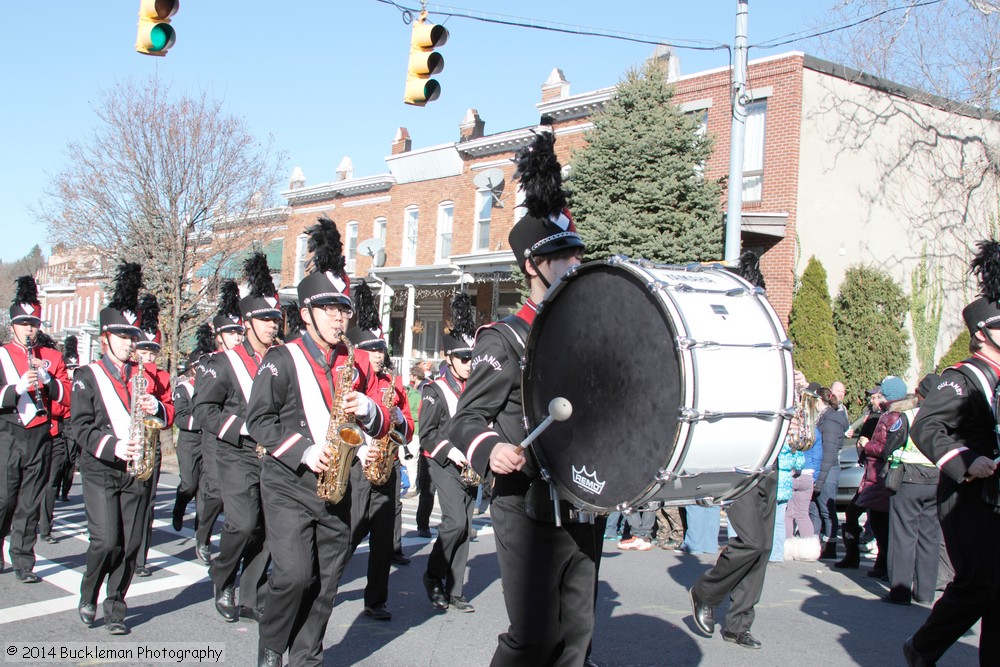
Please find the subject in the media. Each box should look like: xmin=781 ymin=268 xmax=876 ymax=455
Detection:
xmin=472 ymin=168 xmax=506 ymax=208
xmin=357 ymin=238 xmax=387 ymax=268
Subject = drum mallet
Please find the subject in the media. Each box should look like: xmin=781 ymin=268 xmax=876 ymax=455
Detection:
xmin=514 ymin=397 xmax=573 ymax=526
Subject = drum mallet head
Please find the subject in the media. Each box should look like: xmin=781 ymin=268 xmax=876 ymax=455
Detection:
xmin=516 ymin=397 xmax=572 ymax=454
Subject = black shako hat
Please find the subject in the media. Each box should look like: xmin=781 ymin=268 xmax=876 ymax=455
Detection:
xmin=964 ymin=240 xmax=1000 ymax=334
xmin=297 ymin=216 xmax=351 ymax=308
xmin=240 ymin=252 xmax=282 ymax=320
xmin=346 ymin=280 xmax=386 ymax=352
xmin=100 ymin=263 xmax=143 ymax=337
xmin=188 ymin=323 xmax=216 ymax=369
xmin=135 ymin=293 xmax=162 ymax=352
xmin=442 ymin=292 xmax=475 ymax=359
xmin=212 ymin=280 xmax=244 ymax=335
xmin=508 ymin=117 xmax=584 ymax=272
xmin=10 ymin=275 xmax=42 ymax=326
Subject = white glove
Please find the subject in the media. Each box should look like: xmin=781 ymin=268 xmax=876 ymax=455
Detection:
xmin=240 ymin=422 xmax=250 ymax=436
xmin=358 ymin=444 xmax=371 ymax=465
xmin=302 ymin=444 xmax=324 ymax=471
xmin=447 ymin=448 xmax=469 ymax=467
xmin=114 ymin=439 xmax=132 ymax=461
xmin=15 ymin=372 xmax=31 ymax=395
xmin=391 ymin=406 xmax=404 ymax=425
xmin=354 ymin=395 xmax=372 ymax=419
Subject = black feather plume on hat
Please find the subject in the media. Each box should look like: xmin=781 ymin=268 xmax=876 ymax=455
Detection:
xmin=138 ymin=294 xmax=160 ymax=335
xmin=194 ymin=323 xmax=216 ymax=356
xmin=108 ymin=263 xmax=143 ymax=312
xmin=244 ymin=252 xmax=277 ymax=299
xmin=282 ymin=302 xmax=305 ymax=340
xmin=12 ymin=276 xmax=38 ymax=306
xmin=353 ymin=281 xmax=379 ymax=331
xmin=451 ymin=292 xmax=476 ymax=339
xmin=971 ymin=240 xmax=1000 ymax=303
xmin=216 ymin=280 xmax=241 ymax=319
xmin=33 ymin=331 xmax=55 ymax=349
xmin=306 ymin=217 xmax=345 ymax=275
xmin=734 ymin=250 xmax=766 ymax=289
xmin=513 ymin=119 xmax=567 ymax=220
xmin=63 ymin=335 xmax=78 ymax=361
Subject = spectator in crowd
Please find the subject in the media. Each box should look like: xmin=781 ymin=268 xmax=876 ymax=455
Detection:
xmin=773 ymin=438 xmax=804 ymax=561
xmin=884 ymin=373 xmax=940 ymax=605
xmin=655 ymin=507 xmax=685 ymax=551
xmin=619 ymin=509 xmax=655 ymax=552
xmin=680 ymin=505 xmax=721 ymax=555
xmin=786 ymin=388 xmax=820 ymax=561
xmin=812 ymin=386 xmax=849 ymax=560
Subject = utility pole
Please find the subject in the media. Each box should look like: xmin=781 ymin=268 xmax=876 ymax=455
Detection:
xmin=725 ymin=0 xmax=750 ymax=262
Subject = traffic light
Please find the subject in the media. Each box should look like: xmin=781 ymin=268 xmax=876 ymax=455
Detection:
xmin=404 ymin=12 xmax=448 ymax=106
xmin=135 ymin=0 xmax=179 ymax=57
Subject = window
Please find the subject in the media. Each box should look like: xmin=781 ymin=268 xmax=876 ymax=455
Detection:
xmin=474 ymin=189 xmax=492 ymax=252
xmin=345 ymin=221 xmax=358 ymax=274
xmin=412 ymin=320 xmax=442 ymax=358
xmin=514 ymin=187 xmax=526 ymax=224
xmin=436 ymin=202 xmax=453 ymax=263
xmin=374 ymin=217 xmax=387 ymax=243
xmin=742 ymin=100 xmax=767 ymax=202
xmin=294 ymin=233 xmax=308 ymax=283
xmin=402 ymin=206 xmax=419 ymax=266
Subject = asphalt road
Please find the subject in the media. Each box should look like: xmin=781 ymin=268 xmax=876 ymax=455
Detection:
xmin=0 ymin=468 xmax=980 ymax=666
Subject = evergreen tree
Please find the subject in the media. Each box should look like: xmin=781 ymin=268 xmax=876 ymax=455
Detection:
xmin=937 ymin=329 xmax=971 ymax=371
xmin=567 ymin=59 xmax=722 ymax=263
xmin=789 ymin=256 xmax=842 ymax=386
xmin=834 ymin=265 xmax=911 ymax=404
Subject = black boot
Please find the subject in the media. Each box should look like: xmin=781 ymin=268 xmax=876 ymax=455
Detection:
xmin=820 ymin=540 xmax=838 ymax=560
xmin=835 ymin=532 xmax=860 ymax=569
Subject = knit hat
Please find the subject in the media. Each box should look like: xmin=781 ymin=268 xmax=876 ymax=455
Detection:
xmin=880 ymin=376 xmax=907 ymax=401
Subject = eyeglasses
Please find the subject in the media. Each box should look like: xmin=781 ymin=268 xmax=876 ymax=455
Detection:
xmin=317 ymin=304 xmax=353 ymax=318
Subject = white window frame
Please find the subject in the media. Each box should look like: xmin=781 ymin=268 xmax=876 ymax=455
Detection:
xmin=436 ymin=201 xmax=453 ymax=263
xmin=742 ymin=100 xmax=767 ymax=202
xmin=474 ymin=189 xmax=492 ymax=252
xmin=345 ymin=221 xmax=359 ymax=274
xmin=402 ymin=206 xmax=419 ymax=266
xmin=374 ymin=216 xmax=387 ymax=244
xmin=294 ymin=233 xmax=309 ymax=283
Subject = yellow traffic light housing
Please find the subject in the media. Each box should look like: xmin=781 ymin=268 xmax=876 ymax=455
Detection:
xmin=136 ymin=0 xmax=179 ymax=57
xmin=404 ymin=13 xmax=448 ymax=106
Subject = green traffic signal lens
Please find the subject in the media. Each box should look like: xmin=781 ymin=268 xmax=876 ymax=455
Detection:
xmin=149 ymin=24 xmax=176 ymax=52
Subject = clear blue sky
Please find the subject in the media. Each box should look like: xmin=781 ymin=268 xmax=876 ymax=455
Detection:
xmin=0 ymin=1 xmax=838 ymax=263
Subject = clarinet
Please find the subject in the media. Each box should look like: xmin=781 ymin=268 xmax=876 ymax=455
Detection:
xmin=24 ymin=336 xmax=49 ymax=418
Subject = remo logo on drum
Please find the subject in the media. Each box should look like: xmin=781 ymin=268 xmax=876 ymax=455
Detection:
xmin=572 ymin=466 xmax=607 ymax=496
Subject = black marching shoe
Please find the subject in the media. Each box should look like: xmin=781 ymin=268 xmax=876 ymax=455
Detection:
xmin=689 ymin=588 xmax=714 ymax=636
xmin=39 ymin=534 xmax=58 ymax=544
xmin=171 ymin=500 xmax=185 ymax=531
xmin=722 ymin=630 xmax=762 ymax=649
xmin=78 ymin=601 xmax=97 ymax=626
xmin=14 ymin=569 xmax=40 ymax=584
xmin=422 ymin=573 xmax=449 ymax=610
xmin=363 ymin=604 xmax=392 ymax=621
xmin=902 ymin=637 xmax=933 ymax=667
xmin=105 ymin=620 xmax=129 ymax=635
xmin=449 ymin=596 xmax=475 ymax=613
xmin=135 ymin=566 xmax=151 ymax=578
xmin=258 ymin=646 xmax=283 ymax=667
xmin=239 ymin=605 xmax=263 ymax=623
xmin=391 ymin=553 xmax=411 ymax=566
xmin=214 ymin=585 xmax=238 ymax=622
xmin=196 ymin=544 xmax=212 ymax=565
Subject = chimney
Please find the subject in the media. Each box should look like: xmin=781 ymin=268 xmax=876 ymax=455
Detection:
xmin=391 ymin=127 xmax=411 ymax=155
xmin=335 ymin=156 xmax=354 ymax=182
xmin=649 ymin=44 xmax=681 ymax=81
xmin=288 ymin=166 xmax=305 ymax=190
xmin=459 ymin=109 xmax=485 ymax=142
xmin=541 ymin=68 xmax=570 ymax=103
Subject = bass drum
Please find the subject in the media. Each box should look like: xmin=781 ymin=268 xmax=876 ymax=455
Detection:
xmin=522 ymin=256 xmax=794 ymax=512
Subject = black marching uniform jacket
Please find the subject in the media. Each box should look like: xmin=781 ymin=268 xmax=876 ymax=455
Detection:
xmin=172 ymin=376 xmax=200 ymax=450
xmin=195 ymin=340 xmax=265 ymax=457
xmin=419 ymin=368 xmax=466 ymax=465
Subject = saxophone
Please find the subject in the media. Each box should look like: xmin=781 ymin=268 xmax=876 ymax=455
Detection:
xmin=364 ymin=368 xmax=405 ymax=486
xmin=787 ymin=385 xmax=819 ymax=452
xmin=126 ymin=352 xmax=164 ymax=482
xmin=460 ymin=464 xmax=483 ymax=488
xmin=316 ymin=333 xmax=366 ymax=503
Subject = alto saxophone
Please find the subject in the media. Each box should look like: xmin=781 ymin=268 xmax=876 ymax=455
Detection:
xmin=127 ymin=351 xmax=164 ymax=482
xmin=364 ymin=368 xmax=405 ymax=486
xmin=460 ymin=464 xmax=483 ymax=488
xmin=316 ymin=333 xmax=366 ymax=504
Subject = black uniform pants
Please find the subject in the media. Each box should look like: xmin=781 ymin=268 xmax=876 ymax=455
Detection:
xmin=888 ymin=480 xmax=940 ymax=602
xmin=38 ymin=432 xmax=68 ymax=537
xmin=57 ymin=438 xmax=79 ymax=499
xmin=136 ymin=446 xmax=162 ymax=569
xmin=259 ymin=458 xmax=352 ymax=667
xmin=347 ymin=459 xmax=395 ymax=607
xmin=79 ymin=456 xmax=149 ymax=622
xmin=196 ymin=436 xmax=224 ymax=549
xmin=416 ymin=454 xmax=436 ymax=532
xmin=174 ymin=430 xmax=202 ymax=520
xmin=426 ymin=461 xmax=475 ymax=597
xmin=693 ymin=472 xmax=777 ymax=635
xmin=489 ymin=494 xmax=599 ymax=667
xmin=212 ymin=443 xmax=269 ymax=610
xmin=0 ymin=421 xmax=51 ymax=572
xmin=911 ymin=485 xmax=1000 ymax=665
xmin=393 ymin=459 xmax=404 ymax=555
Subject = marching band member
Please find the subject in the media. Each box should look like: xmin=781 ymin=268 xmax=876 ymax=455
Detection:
xmin=73 ymin=263 xmax=173 ymax=634
xmin=419 ymin=292 xmax=477 ymax=613
xmin=196 ymin=253 xmax=281 ymax=623
xmin=0 ymin=276 xmax=71 ymax=582
xmin=247 ymin=217 xmax=388 ymax=667
xmin=345 ymin=280 xmax=414 ymax=621
xmin=56 ymin=336 xmax=81 ymax=503
xmin=170 ymin=325 xmax=214 ymax=533
xmin=193 ymin=281 xmax=244 ymax=565
xmin=133 ymin=293 xmax=172 ymax=578
xmin=448 ymin=123 xmax=601 ymax=666
xmin=35 ymin=332 xmax=68 ymax=546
